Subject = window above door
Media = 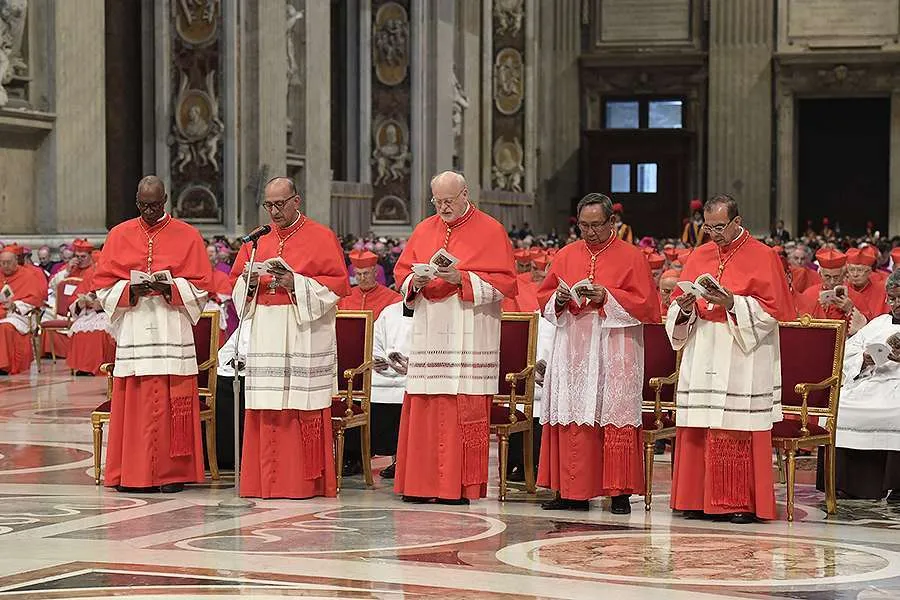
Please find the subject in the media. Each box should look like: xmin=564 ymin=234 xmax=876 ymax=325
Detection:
xmin=604 ymin=98 xmax=684 ymax=130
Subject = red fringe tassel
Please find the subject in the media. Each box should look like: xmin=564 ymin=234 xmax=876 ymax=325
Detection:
xmin=601 ymin=424 xmax=639 ymax=491
xmin=706 ymin=430 xmax=752 ymax=508
xmin=300 ymin=413 xmax=324 ymax=480
xmin=458 ymin=396 xmax=489 ymax=486
xmin=169 ymin=395 xmax=194 ymax=458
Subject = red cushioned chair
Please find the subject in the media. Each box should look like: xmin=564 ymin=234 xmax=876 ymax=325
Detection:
xmin=641 ymin=322 xmax=680 ymax=511
xmin=91 ymin=311 xmax=221 ymax=485
xmin=774 ymin=316 xmax=846 ymax=521
xmin=41 ymin=277 xmax=83 ymax=364
xmin=491 ymin=312 xmax=538 ymax=501
xmin=331 ymin=310 xmax=374 ymax=493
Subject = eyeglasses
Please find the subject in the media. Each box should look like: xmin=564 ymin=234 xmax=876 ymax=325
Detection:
xmin=262 ymin=195 xmax=297 ymax=212
xmin=577 ymin=216 xmax=612 ymax=231
xmin=702 ymin=217 xmax=736 ymax=234
xmin=135 ymin=200 xmax=165 ymax=211
xmin=887 ymin=295 xmax=900 ymax=305
xmin=431 ymin=188 xmax=465 ymax=208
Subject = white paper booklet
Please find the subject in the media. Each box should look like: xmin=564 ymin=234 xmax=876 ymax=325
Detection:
xmin=866 ymin=342 xmax=892 ymax=368
xmin=130 ymin=270 xmax=174 ymax=285
xmin=559 ymin=278 xmax=593 ymax=306
xmin=0 ymin=284 xmax=13 ymax=302
xmin=677 ymin=273 xmax=726 ymax=297
xmin=818 ymin=285 xmax=847 ymax=305
xmin=411 ymin=248 xmax=460 ymax=281
xmin=248 ymin=257 xmax=294 ymax=275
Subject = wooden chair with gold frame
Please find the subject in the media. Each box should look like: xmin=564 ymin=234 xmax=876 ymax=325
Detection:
xmin=26 ymin=306 xmax=43 ymax=373
xmin=772 ymin=316 xmax=847 ymax=521
xmin=491 ymin=311 xmax=538 ymax=501
xmin=641 ymin=322 xmax=681 ymax=511
xmin=91 ymin=310 xmax=221 ymax=485
xmin=41 ymin=276 xmax=83 ymax=364
xmin=331 ymin=309 xmax=375 ymax=493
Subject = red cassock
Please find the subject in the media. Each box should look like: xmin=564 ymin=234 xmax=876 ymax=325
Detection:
xmin=669 ymin=232 xmax=793 ymax=519
xmin=502 ymin=275 xmax=539 ymax=312
xmin=44 ymin=264 xmax=95 ymax=359
xmin=338 ymin=283 xmax=401 ymax=320
xmin=393 ymin=207 xmax=517 ymax=500
xmin=848 ymin=279 xmax=890 ymax=321
xmin=231 ymin=216 xmax=350 ymax=499
xmin=536 ymin=238 xmax=660 ymax=500
xmin=0 ymin=266 xmax=47 ymax=374
xmin=790 ymin=265 xmax=820 ymax=294
xmin=66 ymin=271 xmax=116 ymax=376
xmin=796 ymin=284 xmax=864 ymax=329
xmin=93 ymin=215 xmax=214 ymax=488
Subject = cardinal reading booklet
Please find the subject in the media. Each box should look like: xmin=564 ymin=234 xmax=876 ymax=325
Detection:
xmin=130 ymin=270 xmax=174 ymax=285
xmin=818 ymin=285 xmax=848 ymax=304
xmin=248 ymin=257 xmax=294 ymax=275
xmin=0 ymin=284 xmax=12 ymax=303
xmin=677 ymin=273 xmax=726 ymax=297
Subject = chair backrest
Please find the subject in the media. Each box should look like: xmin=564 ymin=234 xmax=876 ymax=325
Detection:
xmin=642 ymin=322 xmax=679 ymax=409
xmin=498 ymin=312 xmax=538 ymax=399
xmin=335 ymin=310 xmax=374 ymax=395
xmin=192 ymin=311 xmax=220 ymax=404
xmin=55 ymin=277 xmax=83 ymax=317
xmin=778 ymin=317 xmax=846 ymax=416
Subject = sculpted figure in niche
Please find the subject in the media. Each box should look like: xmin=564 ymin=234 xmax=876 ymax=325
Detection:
xmin=493 ymin=0 xmax=523 ymax=37
xmin=286 ymin=2 xmax=303 ymax=84
xmin=491 ymin=138 xmax=524 ymax=193
xmin=372 ymin=122 xmax=411 ymax=186
xmin=373 ymin=18 xmax=409 ymax=67
xmin=451 ymin=69 xmax=469 ymax=138
xmin=0 ymin=0 xmax=27 ymax=107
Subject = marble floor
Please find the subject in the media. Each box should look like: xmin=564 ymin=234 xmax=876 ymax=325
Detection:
xmin=2 ymin=365 xmax=900 ymax=599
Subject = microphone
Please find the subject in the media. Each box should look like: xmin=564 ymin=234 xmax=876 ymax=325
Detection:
xmin=240 ymin=225 xmax=271 ymax=244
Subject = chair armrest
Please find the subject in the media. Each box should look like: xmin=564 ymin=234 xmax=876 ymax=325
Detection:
xmin=338 ymin=361 xmax=373 ymax=417
xmin=504 ymin=365 xmax=534 ymax=385
xmin=502 ymin=365 xmax=535 ymax=423
xmin=343 ymin=360 xmax=373 ymax=383
xmin=100 ymin=363 xmax=114 ymax=375
xmin=794 ymin=375 xmax=839 ymax=436
xmin=649 ymin=372 xmax=678 ymax=391
xmin=649 ymin=370 xmax=678 ymax=429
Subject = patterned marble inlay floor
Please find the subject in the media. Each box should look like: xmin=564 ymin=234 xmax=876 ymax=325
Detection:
xmin=2 ymin=364 xmax=900 ymax=599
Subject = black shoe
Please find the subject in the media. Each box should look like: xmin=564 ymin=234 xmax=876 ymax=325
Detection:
xmin=507 ymin=465 xmax=526 ymax=482
xmin=402 ymin=495 xmax=432 ymax=504
xmin=380 ymin=462 xmax=396 ymax=479
xmin=730 ymin=512 xmax=755 ymax=524
xmin=435 ymin=498 xmax=470 ymax=505
xmin=654 ymin=440 xmax=666 ymax=455
xmin=75 ymin=370 xmax=93 ymax=377
xmin=0 ymin=370 xmax=8 ymax=376
xmin=342 ymin=460 xmax=363 ymax=476
xmin=610 ymin=494 xmax=631 ymax=514
xmin=541 ymin=497 xmax=589 ymax=511
xmin=887 ymin=490 xmax=900 ymax=504
xmin=160 ymin=483 xmax=184 ymax=493
xmin=683 ymin=510 xmax=706 ymax=520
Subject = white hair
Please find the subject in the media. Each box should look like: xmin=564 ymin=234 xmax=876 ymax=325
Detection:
xmin=430 ymin=170 xmax=467 ymax=189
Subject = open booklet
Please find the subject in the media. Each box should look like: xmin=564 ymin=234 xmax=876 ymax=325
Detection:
xmin=411 ymin=248 xmax=459 ymax=280
xmin=247 ymin=257 xmax=294 ymax=275
xmin=129 ymin=269 xmax=174 ymax=285
xmin=866 ymin=343 xmax=893 ymax=368
xmin=677 ymin=273 xmax=727 ymax=297
xmin=0 ymin=284 xmax=12 ymax=303
xmin=558 ymin=278 xmax=594 ymax=307
xmin=818 ymin=285 xmax=848 ymax=305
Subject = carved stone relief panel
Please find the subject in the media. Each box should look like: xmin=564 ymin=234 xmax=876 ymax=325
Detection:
xmin=779 ymin=0 xmax=900 ymax=53
xmin=371 ymin=0 xmax=412 ymax=224
xmin=169 ymin=0 xmax=225 ymax=224
xmin=0 ymin=0 xmax=29 ymax=108
xmin=585 ymin=0 xmax=700 ymax=50
xmin=490 ymin=0 xmax=527 ymax=194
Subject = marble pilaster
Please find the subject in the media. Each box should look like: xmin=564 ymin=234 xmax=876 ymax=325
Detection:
xmin=50 ymin=0 xmax=106 ymax=233
xmin=458 ymin=0 xmax=482 ymax=204
xmin=706 ymin=0 xmax=774 ymax=232
xmin=891 ymin=92 xmax=900 ymax=236
xmin=303 ymin=0 xmax=331 ymax=225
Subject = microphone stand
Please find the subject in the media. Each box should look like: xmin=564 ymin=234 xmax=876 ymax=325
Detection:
xmin=218 ymin=238 xmax=259 ymax=510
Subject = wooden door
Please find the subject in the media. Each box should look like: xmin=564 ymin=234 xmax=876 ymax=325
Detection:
xmin=581 ymin=130 xmax=692 ymax=240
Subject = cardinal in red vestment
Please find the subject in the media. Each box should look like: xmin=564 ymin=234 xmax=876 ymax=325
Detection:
xmin=338 ymin=250 xmax=401 ymax=320
xmin=393 ymin=171 xmax=517 ymax=504
xmin=846 ymin=247 xmax=890 ymax=321
xmin=667 ymin=195 xmax=794 ymax=523
xmin=231 ymin=177 xmax=350 ymax=499
xmin=0 ymin=247 xmax=47 ymax=374
xmin=66 ymin=269 xmax=117 ymax=375
xmin=44 ymin=239 xmax=97 ymax=358
xmin=797 ymin=249 xmax=868 ymax=336
xmin=93 ymin=176 xmax=214 ymax=492
xmin=536 ymin=194 xmax=660 ymax=513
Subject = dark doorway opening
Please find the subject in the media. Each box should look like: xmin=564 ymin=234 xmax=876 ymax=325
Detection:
xmin=797 ymin=98 xmax=889 ymax=237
